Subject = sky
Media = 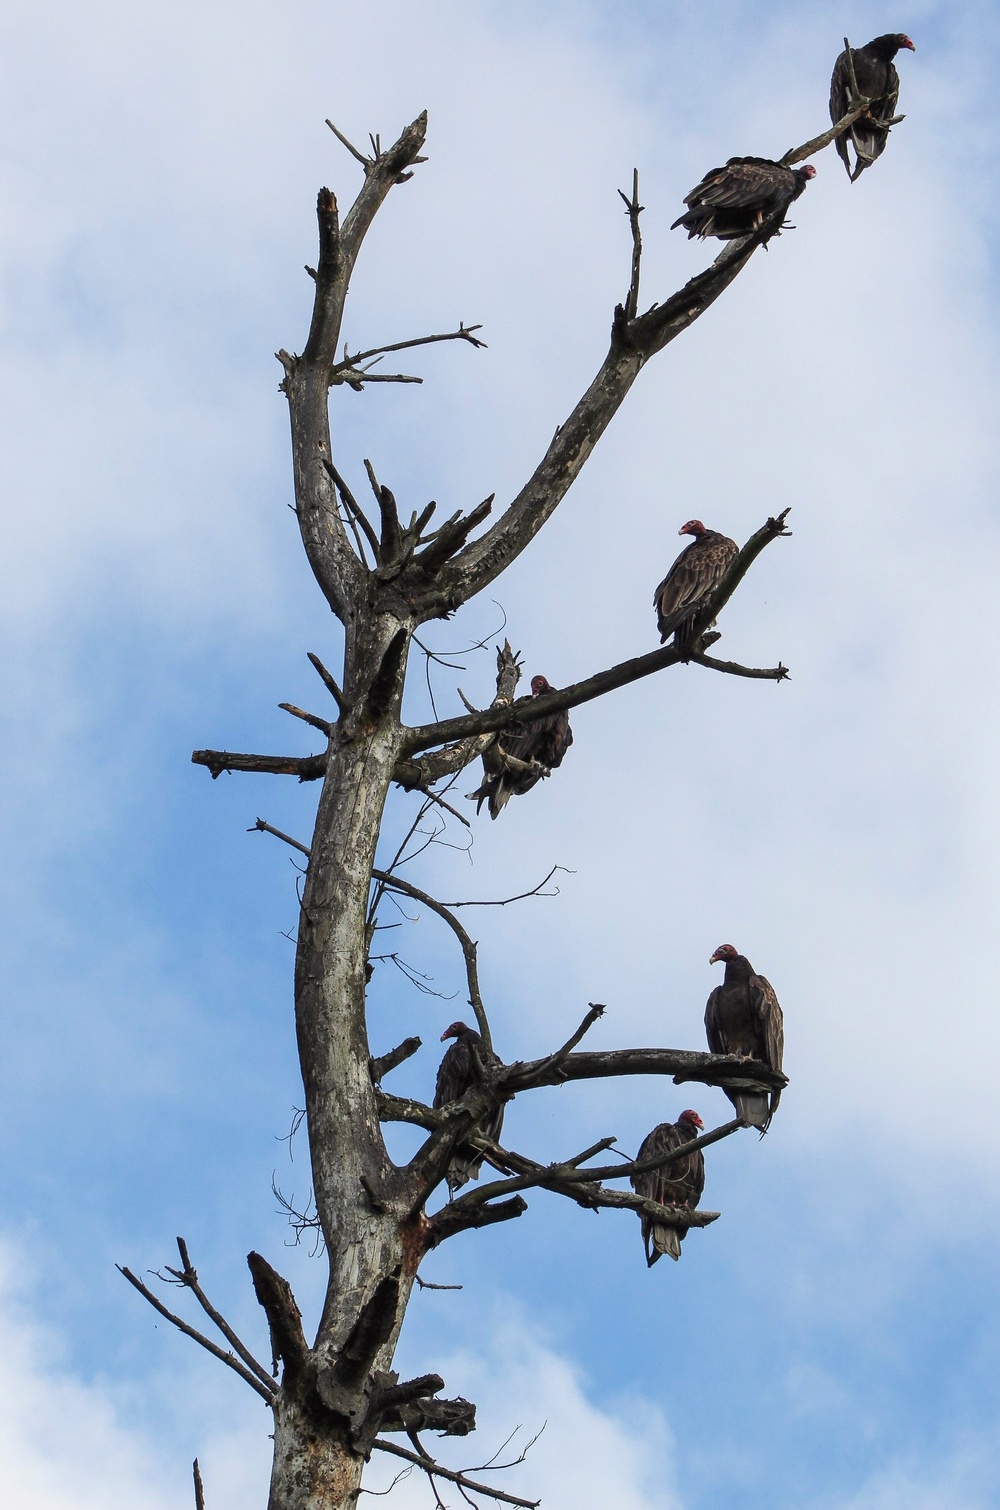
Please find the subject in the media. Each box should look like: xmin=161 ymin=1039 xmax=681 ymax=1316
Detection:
xmin=2 ymin=2 xmax=999 ymax=1507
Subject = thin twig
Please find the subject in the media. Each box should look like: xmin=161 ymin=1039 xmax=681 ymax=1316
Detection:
xmin=618 ymin=169 xmax=643 ymax=323
xmin=250 ymin=818 xmax=311 ymax=857
xmin=117 ymin=1266 xmax=276 ymax=1402
xmin=326 ymin=118 xmax=372 ymax=169
xmin=306 ymin=651 xmax=346 ymax=713
xmin=278 ymin=702 xmax=334 ymax=736
xmin=372 ymin=1440 xmax=540 ymax=1509
xmin=688 ymin=652 xmax=789 ymax=681
xmin=162 ymin=1237 xmax=276 ymax=1392
xmin=329 ymin=324 xmax=486 ymax=379
xmin=415 ymin=1274 xmax=464 ymax=1291
xmin=372 ymin=867 xmax=492 ymax=1051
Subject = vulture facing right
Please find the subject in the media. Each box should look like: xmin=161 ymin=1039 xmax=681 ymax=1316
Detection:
xmin=630 ymin=1110 xmax=706 ymax=1265
xmin=469 ymin=674 xmax=573 ymax=820
xmin=830 ymin=34 xmax=915 ymax=182
xmin=671 ymin=157 xmax=815 ymax=242
xmin=653 ymin=520 xmax=738 ymax=647
xmin=433 ymin=1021 xmax=504 ymax=1194
xmin=704 ymin=944 xmax=784 ymax=1132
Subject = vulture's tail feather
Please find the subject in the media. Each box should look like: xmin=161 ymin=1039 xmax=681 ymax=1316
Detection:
xmin=728 ymin=1089 xmax=771 ymax=1130
xmin=650 ymin=1223 xmax=682 ymax=1263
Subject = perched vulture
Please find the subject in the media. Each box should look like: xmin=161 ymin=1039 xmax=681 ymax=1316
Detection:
xmin=653 ymin=520 xmax=738 ymax=647
xmin=433 ymin=1021 xmax=504 ymax=1194
xmin=671 ymin=157 xmax=815 ymax=242
xmin=631 ymin=1110 xmax=706 ymax=1266
xmin=704 ymin=944 xmax=784 ymax=1132
xmin=469 ymin=675 xmax=573 ymax=820
xmin=830 ymin=34 xmax=915 ymax=182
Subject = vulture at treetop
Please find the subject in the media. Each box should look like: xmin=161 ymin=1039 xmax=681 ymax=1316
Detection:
xmin=630 ymin=1110 xmax=706 ymax=1265
xmin=830 ymin=34 xmax=915 ymax=182
xmin=468 ymin=675 xmax=573 ymax=820
xmin=433 ymin=1021 xmax=504 ymax=1194
xmin=671 ymin=158 xmax=815 ymax=242
xmin=653 ymin=520 xmax=738 ymax=646
xmin=705 ymin=945 xmax=784 ymax=1132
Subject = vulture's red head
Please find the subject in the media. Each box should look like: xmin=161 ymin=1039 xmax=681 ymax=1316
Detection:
xmin=710 ymin=944 xmax=739 ymax=965
xmin=678 ymin=519 xmax=707 ymax=538
xmin=800 ymin=164 xmax=817 ymax=180
xmin=679 ymin=1110 xmax=705 ymax=1132
xmin=530 ymin=675 xmax=553 ymax=696
xmin=440 ymin=1021 xmax=471 ymax=1042
xmin=897 ymin=34 xmax=916 ymax=51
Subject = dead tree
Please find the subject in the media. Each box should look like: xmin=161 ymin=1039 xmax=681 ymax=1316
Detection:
xmin=120 ymin=61 xmax=883 ymax=1510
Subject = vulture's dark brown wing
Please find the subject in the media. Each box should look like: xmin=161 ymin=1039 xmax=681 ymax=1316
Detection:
xmin=654 ymin=533 xmax=737 ymax=643
xmin=748 ymin=972 xmax=783 ymax=1075
xmin=748 ymin=972 xmax=783 ymax=1128
xmin=687 ymin=157 xmax=796 ymax=211
xmin=631 ymin=1121 xmax=705 ymax=1264
xmin=704 ymin=984 xmax=727 ymax=1057
xmin=433 ymin=1036 xmax=476 ymax=1109
xmin=535 ymin=709 xmax=573 ymax=770
xmin=829 ymin=50 xmax=854 ymax=176
xmin=469 ymin=706 xmax=573 ymax=819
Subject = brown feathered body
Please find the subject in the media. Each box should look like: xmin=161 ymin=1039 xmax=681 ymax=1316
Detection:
xmin=671 ymin=157 xmax=815 ymax=241
xmin=433 ymin=1023 xmax=504 ymax=1193
xmin=654 ymin=524 xmax=738 ymax=646
xmin=705 ymin=948 xmax=784 ymax=1131
xmin=469 ymin=675 xmax=573 ymax=820
xmin=631 ymin=1112 xmax=706 ymax=1265
xmin=830 ymin=34 xmax=914 ymax=182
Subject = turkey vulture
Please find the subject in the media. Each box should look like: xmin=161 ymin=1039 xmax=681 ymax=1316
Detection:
xmin=705 ymin=944 xmax=784 ymax=1132
xmin=630 ymin=1110 xmax=706 ymax=1265
xmin=671 ymin=158 xmax=815 ymax=242
xmin=830 ymin=34 xmax=915 ymax=182
xmin=468 ymin=675 xmax=573 ymax=820
xmin=653 ymin=520 xmax=738 ymax=647
xmin=433 ymin=1021 xmax=504 ymax=1194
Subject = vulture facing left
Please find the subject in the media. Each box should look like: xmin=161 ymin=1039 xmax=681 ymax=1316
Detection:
xmin=653 ymin=520 xmax=738 ymax=647
xmin=704 ymin=945 xmax=784 ymax=1132
xmin=630 ymin=1110 xmax=706 ymax=1265
xmin=433 ymin=1021 xmax=504 ymax=1194
xmin=830 ymin=34 xmax=915 ymax=182
xmin=671 ymin=157 xmax=815 ymax=242
xmin=469 ymin=675 xmax=573 ymax=820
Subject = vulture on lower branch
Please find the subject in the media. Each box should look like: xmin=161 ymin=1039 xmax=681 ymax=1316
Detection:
xmin=671 ymin=157 xmax=815 ymax=242
xmin=830 ymin=34 xmax=915 ymax=182
xmin=433 ymin=1021 xmax=504 ymax=1194
xmin=631 ymin=1110 xmax=706 ymax=1265
xmin=469 ymin=675 xmax=573 ymax=820
xmin=705 ymin=944 xmax=784 ymax=1132
xmin=654 ymin=520 xmax=738 ymax=647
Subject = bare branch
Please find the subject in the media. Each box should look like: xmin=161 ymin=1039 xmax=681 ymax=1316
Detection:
xmin=514 ymin=1003 xmax=605 ymax=1089
xmin=781 ymin=101 xmax=872 ymax=166
xmin=501 ymin=1045 xmax=786 ymax=1097
xmin=326 ymin=117 xmax=372 ymax=170
xmin=250 ymin=817 xmax=311 ymax=857
xmin=322 ymin=459 xmax=381 ymax=564
xmin=279 ymin=702 xmax=334 ymax=736
xmin=370 ymin=1036 xmax=422 ymax=1084
xmin=117 ymin=1265 xmax=275 ymax=1402
xmin=373 ymin=1439 xmax=540 ymax=1509
xmin=426 ymin=1194 xmax=529 ymax=1246
xmin=192 ymin=749 xmax=326 ymax=781
xmin=689 ymin=652 xmax=789 ymax=681
xmin=193 ymin=1459 xmax=205 ymax=1510
xmin=403 ymin=510 xmax=791 ymax=754
xmin=306 ymin=651 xmax=346 ymax=713
xmin=617 ymin=169 xmax=643 ymax=324
xmin=330 ymin=324 xmax=486 ymax=381
xmin=371 ymin=868 xmax=492 ymax=1051
xmin=415 ymin=1274 xmax=463 ymax=1292
xmin=163 ymin=1237 xmax=275 ymax=1392
xmin=247 ymin=1251 xmax=309 ymax=1381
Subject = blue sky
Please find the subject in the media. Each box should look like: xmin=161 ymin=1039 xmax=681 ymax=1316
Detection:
xmin=2 ymin=2 xmax=1000 ymax=1506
